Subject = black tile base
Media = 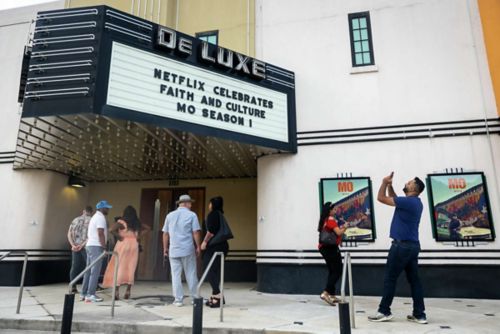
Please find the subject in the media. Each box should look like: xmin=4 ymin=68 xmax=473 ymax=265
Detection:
xmin=0 ymin=259 xmax=256 ymax=286
xmin=0 ymin=260 xmax=71 ymax=286
xmin=257 ymin=263 xmax=500 ymax=299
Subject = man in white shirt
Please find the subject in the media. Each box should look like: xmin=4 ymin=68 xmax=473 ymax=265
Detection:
xmin=81 ymin=200 xmax=112 ymax=302
xmin=162 ymin=194 xmax=201 ymax=306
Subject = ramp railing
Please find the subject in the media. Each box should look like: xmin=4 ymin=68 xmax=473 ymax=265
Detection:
xmin=339 ymin=251 xmax=355 ymax=334
xmin=0 ymin=251 xmax=28 ymax=314
xmin=60 ymin=250 xmax=119 ymax=334
xmin=192 ymin=251 xmax=225 ymax=334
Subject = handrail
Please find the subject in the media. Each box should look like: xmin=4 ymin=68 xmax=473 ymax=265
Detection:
xmin=0 ymin=251 xmax=11 ymax=262
xmin=61 ymin=250 xmax=119 ymax=334
xmin=196 ymin=251 xmax=225 ymax=322
xmin=0 ymin=251 xmax=28 ymax=314
xmin=68 ymin=250 xmax=119 ymax=316
xmin=340 ymin=252 xmax=355 ymax=328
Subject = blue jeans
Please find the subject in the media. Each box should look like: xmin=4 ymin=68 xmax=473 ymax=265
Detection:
xmin=81 ymin=246 xmax=104 ymax=297
xmin=69 ymin=248 xmax=87 ymax=282
xmin=378 ymin=241 xmax=426 ymax=318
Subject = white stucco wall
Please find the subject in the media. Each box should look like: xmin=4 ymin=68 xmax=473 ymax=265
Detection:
xmin=257 ymin=136 xmax=500 ymax=257
xmin=255 ymin=0 xmax=500 ymax=262
xmin=0 ymin=1 xmax=91 ymax=251
xmin=256 ymin=0 xmax=497 ymax=131
xmin=0 ymin=167 xmax=89 ymax=249
xmin=0 ymin=1 xmax=64 ymax=152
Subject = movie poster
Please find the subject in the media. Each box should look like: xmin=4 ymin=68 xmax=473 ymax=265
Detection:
xmin=320 ymin=177 xmax=376 ymax=241
xmin=427 ymin=173 xmax=495 ymax=241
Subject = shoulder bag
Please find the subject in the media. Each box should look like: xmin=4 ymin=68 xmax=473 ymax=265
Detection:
xmin=319 ymin=223 xmax=338 ymax=246
xmin=208 ymin=212 xmax=234 ymax=245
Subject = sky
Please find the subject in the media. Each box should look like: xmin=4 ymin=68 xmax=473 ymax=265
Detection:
xmin=0 ymin=0 xmax=58 ymax=11
xmin=322 ymin=179 xmax=370 ymax=204
xmin=429 ymin=174 xmax=483 ymax=204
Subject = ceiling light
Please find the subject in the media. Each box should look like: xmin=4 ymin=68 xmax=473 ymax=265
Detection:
xmin=68 ymin=174 xmax=86 ymax=188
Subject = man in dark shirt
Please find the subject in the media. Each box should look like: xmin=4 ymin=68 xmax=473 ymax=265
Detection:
xmin=448 ymin=215 xmax=461 ymax=240
xmin=368 ymin=172 xmax=427 ymax=324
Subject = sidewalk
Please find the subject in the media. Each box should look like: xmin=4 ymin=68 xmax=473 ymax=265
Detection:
xmin=0 ymin=282 xmax=498 ymax=333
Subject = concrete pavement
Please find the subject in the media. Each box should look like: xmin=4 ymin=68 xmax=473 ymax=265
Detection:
xmin=0 ymin=282 xmax=498 ymax=333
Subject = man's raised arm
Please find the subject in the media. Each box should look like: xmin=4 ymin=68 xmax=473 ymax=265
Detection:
xmin=378 ymin=172 xmax=396 ymax=207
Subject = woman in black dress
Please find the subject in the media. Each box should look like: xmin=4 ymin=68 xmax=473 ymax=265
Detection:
xmin=318 ymin=202 xmax=346 ymax=306
xmin=201 ymin=196 xmax=229 ymax=308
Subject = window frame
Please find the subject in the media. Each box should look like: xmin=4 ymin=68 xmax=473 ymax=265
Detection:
xmin=348 ymin=12 xmax=375 ymax=67
xmin=195 ymin=30 xmax=219 ymax=46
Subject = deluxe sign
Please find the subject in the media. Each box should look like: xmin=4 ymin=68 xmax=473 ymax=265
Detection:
xmin=107 ymin=42 xmax=289 ymax=143
xmin=157 ymin=26 xmax=266 ymax=79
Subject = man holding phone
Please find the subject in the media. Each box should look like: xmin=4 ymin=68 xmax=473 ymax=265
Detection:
xmin=368 ymin=172 xmax=428 ymax=324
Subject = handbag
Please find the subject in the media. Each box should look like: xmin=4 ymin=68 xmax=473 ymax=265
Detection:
xmin=319 ymin=223 xmax=338 ymax=246
xmin=208 ymin=212 xmax=234 ymax=245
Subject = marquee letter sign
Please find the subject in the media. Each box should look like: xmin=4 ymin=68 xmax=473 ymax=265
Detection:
xmin=21 ymin=6 xmax=297 ymax=152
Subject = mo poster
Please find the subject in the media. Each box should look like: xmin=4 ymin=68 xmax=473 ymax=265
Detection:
xmin=320 ymin=177 xmax=376 ymax=241
xmin=427 ymin=173 xmax=495 ymax=241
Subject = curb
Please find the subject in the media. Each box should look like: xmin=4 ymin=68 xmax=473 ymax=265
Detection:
xmin=0 ymin=318 xmax=315 ymax=334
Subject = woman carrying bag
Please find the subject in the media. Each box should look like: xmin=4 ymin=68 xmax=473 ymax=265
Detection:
xmin=318 ymin=202 xmax=347 ymax=306
xmin=201 ymin=196 xmax=233 ymax=308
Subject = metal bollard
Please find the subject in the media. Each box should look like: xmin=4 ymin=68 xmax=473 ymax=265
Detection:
xmin=192 ymin=297 xmax=204 ymax=334
xmin=338 ymin=301 xmax=351 ymax=334
xmin=60 ymin=293 xmax=75 ymax=334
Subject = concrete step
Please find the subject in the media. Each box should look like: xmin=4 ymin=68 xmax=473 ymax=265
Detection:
xmin=0 ymin=318 xmax=309 ymax=334
xmin=0 ymin=331 xmax=100 ymax=334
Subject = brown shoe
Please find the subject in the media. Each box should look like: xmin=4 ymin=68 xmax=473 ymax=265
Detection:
xmin=330 ymin=295 xmax=341 ymax=303
xmin=320 ymin=292 xmax=337 ymax=306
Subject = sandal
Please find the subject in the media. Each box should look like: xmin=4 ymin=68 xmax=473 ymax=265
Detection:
xmin=207 ymin=296 xmax=226 ymax=308
xmin=205 ymin=296 xmax=216 ymax=306
xmin=320 ymin=292 xmax=337 ymax=306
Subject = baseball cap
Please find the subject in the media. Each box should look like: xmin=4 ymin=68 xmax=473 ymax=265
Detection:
xmin=96 ymin=200 xmax=112 ymax=209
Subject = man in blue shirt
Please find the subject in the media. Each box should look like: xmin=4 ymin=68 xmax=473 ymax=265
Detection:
xmin=162 ymin=194 xmax=202 ymax=307
xmin=368 ymin=172 xmax=427 ymax=324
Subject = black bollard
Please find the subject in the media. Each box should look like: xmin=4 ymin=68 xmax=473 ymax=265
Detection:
xmin=192 ymin=297 xmax=204 ymax=334
xmin=338 ymin=301 xmax=351 ymax=334
xmin=60 ymin=293 xmax=75 ymax=334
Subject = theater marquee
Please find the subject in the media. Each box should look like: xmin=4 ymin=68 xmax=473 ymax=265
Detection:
xmin=20 ymin=6 xmax=297 ymax=152
xmin=107 ymin=42 xmax=289 ymax=143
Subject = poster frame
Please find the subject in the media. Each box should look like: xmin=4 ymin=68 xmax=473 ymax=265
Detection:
xmin=426 ymin=172 xmax=496 ymax=242
xmin=319 ymin=176 xmax=377 ymax=242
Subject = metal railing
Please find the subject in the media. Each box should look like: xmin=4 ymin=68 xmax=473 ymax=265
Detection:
xmin=60 ymin=250 xmax=119 ymax=334
xmin=339 ymin=251 xmax=355 ymax=334
xmin=0 ymin=251 xmax=28 ymax=314
xmin=192 ymin=251 xmax=225 ymax=334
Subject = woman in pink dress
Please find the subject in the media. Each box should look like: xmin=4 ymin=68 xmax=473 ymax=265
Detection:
xmin=103 ymin=205 xmax=140 ymax=300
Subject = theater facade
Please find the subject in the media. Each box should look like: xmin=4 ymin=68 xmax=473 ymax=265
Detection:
xmin=1 ymin=0 xmax=500 ymax=299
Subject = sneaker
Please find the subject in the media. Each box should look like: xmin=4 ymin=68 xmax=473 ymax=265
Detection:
xmin=407 ymin=315 xmax=428 ymax=324
xmin=79 ymin=294 xmax=86 ymax=301
xmin=173 ymin=300 xmax=183 ymax=307
xmin=85 ymin=295 xmax=104 ymax=303
xmin=368 ymin=312 xmax=394 ymax=322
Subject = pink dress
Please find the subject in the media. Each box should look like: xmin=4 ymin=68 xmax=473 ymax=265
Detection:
xmin=103 ymin=220 xmax=139 ymax=287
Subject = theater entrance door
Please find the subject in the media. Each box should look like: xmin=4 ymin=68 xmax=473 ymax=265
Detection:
xmin=137 ymin=187 xmax=205 ymax=281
